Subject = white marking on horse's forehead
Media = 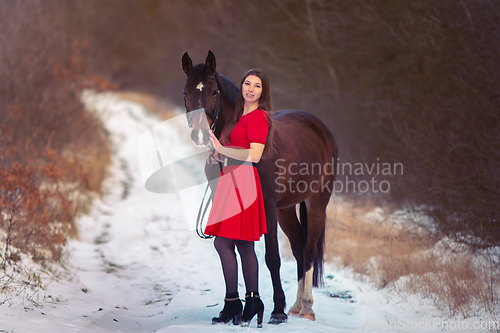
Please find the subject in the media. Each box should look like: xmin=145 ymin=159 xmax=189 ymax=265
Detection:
xmin=196 ymin=82 xmax=204 ymax=91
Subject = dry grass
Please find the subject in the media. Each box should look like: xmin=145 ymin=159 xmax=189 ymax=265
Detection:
xmin=325 ymin=198 xmax=500 ymax=318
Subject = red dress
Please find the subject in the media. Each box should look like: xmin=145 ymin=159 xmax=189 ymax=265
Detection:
xmin=204 ymin=109 xmax=269 ymax=241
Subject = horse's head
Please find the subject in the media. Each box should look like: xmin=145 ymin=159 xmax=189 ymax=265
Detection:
xmin=182 ymin=51 xmax=220 ymax=147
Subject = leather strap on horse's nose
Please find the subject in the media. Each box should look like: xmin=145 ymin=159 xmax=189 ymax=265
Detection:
xmin=184 ymin=90 xmax=220 ymax=133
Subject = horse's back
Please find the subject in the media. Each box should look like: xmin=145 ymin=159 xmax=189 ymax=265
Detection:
xmin=271 ymin=110 xmax=337 ymax=161
xmin=256 ymin=109 xmax=338 ymax=207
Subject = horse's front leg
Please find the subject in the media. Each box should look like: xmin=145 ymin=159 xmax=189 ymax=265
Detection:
xmin=264 ymin=202 xmax=287 ymax=324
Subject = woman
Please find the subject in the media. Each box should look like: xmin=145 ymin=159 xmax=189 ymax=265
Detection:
xmin=205 ymin=68 xmax=273 ymax=327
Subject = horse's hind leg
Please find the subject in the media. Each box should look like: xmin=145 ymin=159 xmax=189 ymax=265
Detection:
xmin=299 ymin=193 xmax=330 ymax=321
xmin=277 ymin=207 xmax=306 ymax=317
xmin=299 ymin=262 xmax=316 ymax=320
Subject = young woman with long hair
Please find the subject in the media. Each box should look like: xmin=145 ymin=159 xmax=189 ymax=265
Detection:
xmin=205 ymin=68 xmax=273 ymax=327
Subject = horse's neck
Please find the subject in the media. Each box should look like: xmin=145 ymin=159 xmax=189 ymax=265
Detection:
xmin=216 ymin=72 xmax=239 ymax=107
xmin=215 ymin=72 xmax=239 ymax=137
xmin=215 ymin=99 xmax=234 ymax=139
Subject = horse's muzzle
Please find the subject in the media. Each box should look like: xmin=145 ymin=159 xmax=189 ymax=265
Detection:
xmin=187 ymin=108 xmax=211 ymax=147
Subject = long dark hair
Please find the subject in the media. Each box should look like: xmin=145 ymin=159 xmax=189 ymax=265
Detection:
xmin=221 ymin=68 xmax=274 ymax=157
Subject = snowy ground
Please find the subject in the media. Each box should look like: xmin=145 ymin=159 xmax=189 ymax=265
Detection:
xmin=0 ymin=92 xmax=492 ymax=333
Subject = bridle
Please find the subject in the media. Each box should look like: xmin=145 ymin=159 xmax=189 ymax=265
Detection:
xmin=184 ymin=77 xmax=221 ymax=133
xmin=183 ymin=77 xmax=222 ymax=239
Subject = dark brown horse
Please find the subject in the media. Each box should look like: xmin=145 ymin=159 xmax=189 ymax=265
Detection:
xmin=182 ymin=51 xmax=338 ymax=324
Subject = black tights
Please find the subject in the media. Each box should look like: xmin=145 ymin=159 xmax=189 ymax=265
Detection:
xmin=214 ymin=236 xmax=259 ymax=295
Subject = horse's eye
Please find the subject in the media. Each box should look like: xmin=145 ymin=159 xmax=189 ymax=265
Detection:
xmin=212 ymin=90 xmax=218 ymax=96
xmin=183 ymin=92 xmax=188 ymax=99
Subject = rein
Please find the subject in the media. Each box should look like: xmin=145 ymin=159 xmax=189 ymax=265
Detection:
xmin=196 ymin=181 xmax=214 ymax=239
xmin=184 ymin=77 xmax=222 ymax=239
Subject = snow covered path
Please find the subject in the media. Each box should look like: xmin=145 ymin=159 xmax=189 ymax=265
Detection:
xmin=0 ymin=92 xmax=489 ymax=333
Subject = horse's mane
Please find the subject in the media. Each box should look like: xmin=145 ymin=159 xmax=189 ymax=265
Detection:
xmin=215 ymin=72 xmax=239 ymax=109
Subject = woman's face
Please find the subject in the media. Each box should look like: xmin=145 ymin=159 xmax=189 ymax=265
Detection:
xmin=242 ymin=75 xmax=262 ymax=105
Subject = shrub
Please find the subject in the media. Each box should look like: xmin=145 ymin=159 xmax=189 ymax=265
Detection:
xmin=0 ymin=1 xmax=115 ymax=263
xmin=0 ymin=149 xmax=74 ymax=264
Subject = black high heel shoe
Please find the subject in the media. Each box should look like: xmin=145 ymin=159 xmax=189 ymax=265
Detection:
xmin=241 ymin=291 xmax=264 ymax=328
xmin=212 ymin=293 xmax=242 ymax=325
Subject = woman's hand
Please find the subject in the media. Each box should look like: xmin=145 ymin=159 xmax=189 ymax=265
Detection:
xmin=209 ymin=131 xmax=222 ymax=153
xmin=206 ymin=150 xmax=217 ymax=164
xmin=207 ymin=149 xmax=223 ymax=164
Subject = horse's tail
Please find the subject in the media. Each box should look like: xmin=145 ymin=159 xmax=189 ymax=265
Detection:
xmin=299 ymin=201 xmax=325 ymax=288
xmin=314 ymin=225 xmax=325 ymax=288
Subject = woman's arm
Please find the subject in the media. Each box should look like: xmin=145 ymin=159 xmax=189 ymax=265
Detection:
xmin=209 ymin=132 xmax=265 ymax=163
xmin=220 ymin=143 xmax=265 ymax=163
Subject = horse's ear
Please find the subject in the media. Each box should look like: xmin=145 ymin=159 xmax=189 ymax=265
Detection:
xmin=182 ymin=52 xmax=192 ymax=76
xmin=205 ymin=50 xmax=216 ymax=76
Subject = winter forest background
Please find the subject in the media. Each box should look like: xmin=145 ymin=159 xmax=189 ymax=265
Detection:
xmin=1 ymin=0 xmax=500 ymax=327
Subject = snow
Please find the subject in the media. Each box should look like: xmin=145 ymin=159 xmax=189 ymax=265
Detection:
xmin=0 ymin=91 xmax=492 ymax=333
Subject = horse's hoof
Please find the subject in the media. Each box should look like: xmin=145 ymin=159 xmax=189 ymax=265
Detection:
xmin=299 ymin=311 xmax=316 ymax=321
xmin=287 ymin=308 xmax=301 ymax=317
xmin=268 ymin=313 xmax=287 ymax=324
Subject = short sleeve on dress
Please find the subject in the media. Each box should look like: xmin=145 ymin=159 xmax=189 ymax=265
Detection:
xmin=247 ymin=110 xmax=269 ymax=145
